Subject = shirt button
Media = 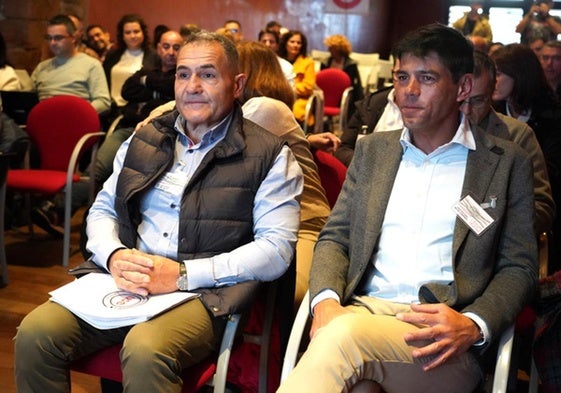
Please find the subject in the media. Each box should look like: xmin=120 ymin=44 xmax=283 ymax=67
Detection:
xmin=170 ymin=203 xmax=176 ymax=209
xmin=163 ymin=232 xmax=169 ymax=238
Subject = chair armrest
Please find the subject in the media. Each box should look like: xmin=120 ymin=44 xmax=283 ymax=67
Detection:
xmin=280 ymin=290 xmax=310 ymax=382
xmin=213 ymin=313 xmax=241 ymax=393
xmin=66 ymin=131 xmax=105 ymax=188
xmin=492 ymin=324 xmax=514 ymax=393
xmin=339 ymin=86 xmax=354 ymax=133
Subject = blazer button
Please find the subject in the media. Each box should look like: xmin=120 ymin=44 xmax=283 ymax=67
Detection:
xmin=212 ymin=306 xmax=220 ymax=313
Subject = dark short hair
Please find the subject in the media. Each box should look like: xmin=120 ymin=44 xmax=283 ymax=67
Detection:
xmin=392 ymin=23 xmax=474 ymax=83
xmin=544 ymin=40 xmax=561 ymax=50
xmin=473 ymin=50 xmax=496 ymax=88
xmin=48 ymin=14 xmax=76 ymax=36
xmin=183 ymin=30 xmax=239 ymax=74
xmin=0 ymin=31 xmax=9 ymax=68
xmin=224 ymin=19 xmax=241 ymax=29
xmin=86 ymin=24 xmax=107 ymax=35
xmin=266 ymin=20 xmax=281 ymax=30
xmin=258 ymin=29 xmax=280 ymax=44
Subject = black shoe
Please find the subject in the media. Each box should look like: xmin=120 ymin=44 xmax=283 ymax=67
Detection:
xmin=31 ymin=201 xmax=64 ymax=238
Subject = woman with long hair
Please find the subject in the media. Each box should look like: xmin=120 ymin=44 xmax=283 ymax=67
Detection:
xmin=492 ymin=43 xmax=561 ymax=271
xmin=102 ymin=14 xmax=158 ymax=126
xmin=237 ymin=41 xmax=331 ymax=307
xmin=278 ymin=30 xmax=316 ymax=127
xmin=0 ymin=32 xmax=21 ymax=91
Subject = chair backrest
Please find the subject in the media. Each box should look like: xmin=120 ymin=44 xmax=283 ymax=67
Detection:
xmin=349 ymin=52 xmax=380 ymax=68
xmin=316 ymin=69 xmax=352 ymax=109
xmin=25 ymin=95 xmax=100 ymax=171
xmin=313 ymin=150 xmax=347 ymax=208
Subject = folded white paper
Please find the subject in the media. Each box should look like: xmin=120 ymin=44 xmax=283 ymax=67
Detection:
xmin=49 ymin=273 xmax=199 ymax=329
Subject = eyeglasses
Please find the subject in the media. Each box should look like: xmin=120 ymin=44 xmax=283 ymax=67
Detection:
xmin=44 ymin=34 xmax=71 ymax=42
xmin=540 ymin=55 xmax=561 ymax=62
xmin=461 ymin=95 xmax=489 ymax=108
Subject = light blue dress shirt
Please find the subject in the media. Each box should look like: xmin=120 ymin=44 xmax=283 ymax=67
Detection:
xmin=312 ymin=118 xmax=490 ymax=343
xmin=86 ymin=111 xmax=304 ymax=290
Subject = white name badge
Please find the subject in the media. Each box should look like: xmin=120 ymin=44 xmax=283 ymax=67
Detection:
xmin=154 ymin=172 xmax=189 ymax=195
xmin=452 ymin=195 xmax=495 ymax=236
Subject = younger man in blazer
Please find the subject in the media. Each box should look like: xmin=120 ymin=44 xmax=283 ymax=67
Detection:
xmin=278 ymin=24 xmax=538 ymax=393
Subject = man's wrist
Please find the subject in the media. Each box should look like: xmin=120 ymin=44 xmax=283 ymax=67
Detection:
xmin=176 ymin=262 xmax=189 ymax=290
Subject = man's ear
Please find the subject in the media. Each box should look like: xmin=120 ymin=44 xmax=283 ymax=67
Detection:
xmin=233 ymin=73 xmax=246 ymax=99
xmin=457 ymin=73 xmax=473 ymax=102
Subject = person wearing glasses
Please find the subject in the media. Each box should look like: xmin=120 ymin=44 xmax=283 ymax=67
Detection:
xmin=461 ymin=50 xmax=554 ymax=236
xmin=492 ymin=43 xmax=561 ymax=272
xmin=223 ymin=19 xmax=244 ymax=43
xmin=31 ymin=14 xmax=110 ymax=114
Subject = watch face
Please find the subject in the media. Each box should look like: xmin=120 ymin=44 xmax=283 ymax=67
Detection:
xmin=177 ymin=275 xmax=188 ymax=291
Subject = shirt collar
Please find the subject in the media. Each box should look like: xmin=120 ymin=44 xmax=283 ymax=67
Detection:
xmin=173 ymin=111 xmax=233 ymax=148
xmin=399 ymin=113 xmax=476 ymax=153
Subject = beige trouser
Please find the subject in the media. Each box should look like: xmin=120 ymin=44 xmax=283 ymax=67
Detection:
xmin=278 ymin=296 xmax=482 ymax=393
xmin=294 ymin=227 xmax=320 ymax=310
xmin=14 ymin=298 xmax=223 ymax=393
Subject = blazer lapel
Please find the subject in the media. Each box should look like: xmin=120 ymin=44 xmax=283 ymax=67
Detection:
xmin=452 ymin=126 xmax=502 ymax=259
xmin=360 ymin=132 xmax=403 ymax=261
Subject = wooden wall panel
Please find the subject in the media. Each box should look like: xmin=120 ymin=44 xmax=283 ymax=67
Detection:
xmin=86 ymin=0 xmax=404 ymax=58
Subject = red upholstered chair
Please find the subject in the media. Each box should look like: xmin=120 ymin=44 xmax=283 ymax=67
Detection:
xmin=315 ymin=68 xmax=353 ymax=132
xmin=6 ymin=95 xmax=104 ymax=266
xmin=312 ymin=149 xmax=347 ymax=208
xmin=71 ymin=314 xmax=241 ymax=393
xmin=70 ymin=266 xmax=295 ymax=393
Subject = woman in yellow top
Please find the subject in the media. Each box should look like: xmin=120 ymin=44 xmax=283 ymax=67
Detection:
xmin=279 ymin=30 xmax=316 ymax=127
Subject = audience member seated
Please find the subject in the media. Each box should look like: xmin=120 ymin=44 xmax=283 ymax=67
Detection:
xmin=14 ymin=31 xmax=303 ymax=392
xmin=0 ymin=31 xmax=22 ymax=92
xmin=488 ymin=41 xmax=504 ymax=56
xmin=528 ymin=36 xmax=546 ymax=56
xmin=31 ymin=14 xmax=110 ymax=115
xmin=68 ymin=14 xmax=100 ymax=60
xmin=266 ymin=20 xmax=287 ymax=37
xmin=223 ymin=19 xmax=244 ymax=43
xmin=321 ymin=34 xmax=364 ymax=117
xmin=462 ymin=50 xmax=554 ymax=235
xmin=103 ymin=14 xmax=158 ymax=129
xmin=258 ymin=29 xmax=295 ymax=85
xmin=179 ymin=23 xmax=201 ymax=41
xmin=86 ymin=24 xmax=113 ymax=62
xmin=236 ymin=40 xmax=331 ymax=307
xmin=516 ymin=0 xmax=561 ymax=45
xmin=539 ymin=40 xmax=561 ymax=99
xmin=69 ymin=30 xmax=184 ymax=241
xmin=152 ymin=24 xmax=169 ymax=50
xmin=452 ymin=2 xmax=493 ymax=44
xmin=492 ymin=43 xmax=561 ymax=272
xmin=334 ymin=86 xmax=399 ymax=166
xmin=98 ymin=29 xmax=182 ymax=185
xmin=29 ymin=14 xmax=110 ymax=237
xmin=278 ymin=23 xmax=537 ymax=393
xmin=279 ymin=30 xmax=316 ymax=128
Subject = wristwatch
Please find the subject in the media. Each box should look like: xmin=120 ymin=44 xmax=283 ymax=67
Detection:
xmin=176 ymin=262 xmax=189 ymax=291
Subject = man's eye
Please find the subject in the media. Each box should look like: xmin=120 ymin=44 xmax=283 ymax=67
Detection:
xmin=421 ymin=75 xmax=436 ymax=83
xmin=177 ymin=72 xmax=190 ymax=80
xmin=201 ymin=73 xmax=216 ymax=80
